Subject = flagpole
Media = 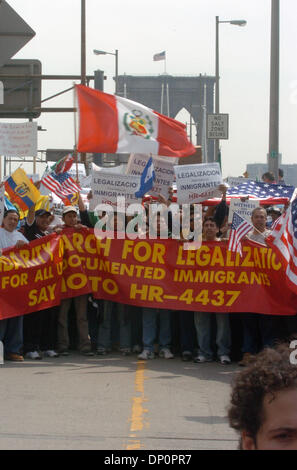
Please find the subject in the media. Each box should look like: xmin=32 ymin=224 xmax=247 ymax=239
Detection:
xmin=73 ymin=84 xmax=79 ymax=184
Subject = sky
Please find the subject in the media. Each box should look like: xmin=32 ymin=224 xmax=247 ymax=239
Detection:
xmin=3 ymin=0 xmax=297 ymax=179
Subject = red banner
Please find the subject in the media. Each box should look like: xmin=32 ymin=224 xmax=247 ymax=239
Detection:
xmin=0 ymin=228 xmax=296 ymax=320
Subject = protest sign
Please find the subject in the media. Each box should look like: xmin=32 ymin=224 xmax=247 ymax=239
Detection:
xmin=126 ymin=153 xmax=175 ymax=197
xmin=90 ymin=171 xmax=141 ymax=211
xmin=228 ymin=199 xmax=260 ymax=223
xmin=0 ymin=122 xmax=37 ymax=156
xmin=0 ymin=231 xmax=297 ymax=319
xmin=174 ymin=163 xmax=222 ymax=204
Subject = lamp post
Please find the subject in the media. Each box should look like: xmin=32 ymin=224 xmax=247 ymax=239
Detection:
xmin=93 ymin=49 xmax=118 ymax=94
xmin=268 ymin=0 xmax=280 ymax=181
xmin=214 ymin=17 xmax=247 ymax=164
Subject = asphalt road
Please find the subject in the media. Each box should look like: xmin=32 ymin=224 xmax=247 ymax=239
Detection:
xmin=0 ymin=352 xmax=238 ymax=451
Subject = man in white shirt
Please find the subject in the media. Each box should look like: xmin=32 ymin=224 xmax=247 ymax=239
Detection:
xmin=0 ymin=210 xmax=28 ymax=361
xmin=0 ymin=211 xmax=28 ymax=251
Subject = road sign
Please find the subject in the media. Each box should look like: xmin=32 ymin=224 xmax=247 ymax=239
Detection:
xmin=207 ymin=113 xmax=229 ymax=140
xmin=0 ymin=0 xmax=35 ymax=67
xmin=0 ymin=59 xmax=42 ymax=118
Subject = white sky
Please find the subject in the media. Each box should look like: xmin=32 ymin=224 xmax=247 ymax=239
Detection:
xmin=4 ymin=0 xmax=297 ymax=178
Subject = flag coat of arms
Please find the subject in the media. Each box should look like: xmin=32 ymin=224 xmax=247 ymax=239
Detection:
xmin=76 ymin=85 xmax=195 ymax=158
xmin=5 ymin=168 xmax=40 ymax=211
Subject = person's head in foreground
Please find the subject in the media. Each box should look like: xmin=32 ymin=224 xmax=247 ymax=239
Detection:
xmin=2 ymin=210 xmax=20 ymax=232
xmin=62 ymin=206 xmax=78 ymax=227
xmin=228 ymin=342 xmax=297 ymax=450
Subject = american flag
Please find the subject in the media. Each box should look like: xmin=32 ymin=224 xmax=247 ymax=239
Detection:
xmin=226 ymin=181 xmax=295 ymax=204
xmin=153 ymin=51 xmax=166 ymax=61
xmin=42 ymin=171 xmax=81 ymax=199
xmin=266 ymin=197 xmax=297 ymax=295
xmin=228 ymin=212 xmax=253 ymax=256
xmin=169 ymin=181 xmax=295 ymax=206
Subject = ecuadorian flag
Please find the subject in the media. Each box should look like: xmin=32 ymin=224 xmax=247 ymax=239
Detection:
xmin=5 ymin=168 xmax=41 ymax=211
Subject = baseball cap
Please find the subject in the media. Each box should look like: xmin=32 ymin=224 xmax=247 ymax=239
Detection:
xmin=62 ymin=206 xmax=77 ymax=216
xmin=267 ymin=205 xmax=282 ymax=214
xmin=35 ymin=209 xmax=51 ymax=217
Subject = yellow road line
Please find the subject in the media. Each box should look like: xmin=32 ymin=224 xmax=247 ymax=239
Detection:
xmin=126 ymin=360 xmax=148 ymax=450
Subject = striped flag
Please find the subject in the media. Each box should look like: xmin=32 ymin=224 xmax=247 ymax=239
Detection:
xmin=228 ymin=212 xmax=253 ymax=256
xmin=153 ymin=51 xmax=166 ymax=61
xmin=41 ymin=171 xmax=81 ymax=200
xmin=266 ymin=198 xmax=297 ymax=295
xmin=5 ymin=168 xmax=41 ymax=211
xmin=76 ymin=85 xmax=195 ymax=157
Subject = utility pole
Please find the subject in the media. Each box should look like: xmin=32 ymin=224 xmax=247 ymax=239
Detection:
xmin=80 ymin=0 xmax=86 ymax=170
xmin=81 ymin=0 xmax=86 ymax=86
xmin=268 ymin=0 xmax=280 ymax=180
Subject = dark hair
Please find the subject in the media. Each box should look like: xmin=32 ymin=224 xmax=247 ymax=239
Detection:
xmin=278 ymin=168 xmax=284 ymax=178
xmin=228 ymin=342 xmax=297 ymax=444
xmin=251 ymin=206 xmax=266 ymax=217
xmin=262 ymin=171 xmax=275 ymax=182
xmin=202 ymin=216 xmax=218 ymax=227
xmin=4 ymin=209 xmax=20 ymax=219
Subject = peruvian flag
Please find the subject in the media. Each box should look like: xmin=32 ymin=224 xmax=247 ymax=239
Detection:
xmin=76 ymin=85 xmax=195 ymax=157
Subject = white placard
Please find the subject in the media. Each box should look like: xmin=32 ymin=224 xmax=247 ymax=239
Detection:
xmin=228 ymin=199 xmax=260 ymax=224
xmin=126 ymin=153 xmax=175 ymax=197
xmin=90 ymin=171 xmax=141 ymax=211
xmin=0 ymin=186 xmax=5 ymax=226
xmin=225 ymin=176 xmax=251 ymax=188
xmin=0 ymin=122 xmax=37 ymax=156
xmin=174 ymin=163 xmax=223 ymax=204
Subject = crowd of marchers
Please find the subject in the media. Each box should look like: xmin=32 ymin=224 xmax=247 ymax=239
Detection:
xmin=0 ymin=171 xmax=296 ymax=366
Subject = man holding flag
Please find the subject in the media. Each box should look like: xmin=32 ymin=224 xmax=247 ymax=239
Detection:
xmin=239 ymin=207 xmax=278 ymax=366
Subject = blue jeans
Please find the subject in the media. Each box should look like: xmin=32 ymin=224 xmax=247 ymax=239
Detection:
xmin=97 ymin=300 xmax=131 ymax=350
xmin=242 ymin=313 xmax=277 ymax=354
xmin=0 ymin=316 xmax=23 ymax=354
xmin=194 ymin=312 xmax=231 ymax=359
xmin=179 ymin=311 xmax=196 ymax=354
xmin=142 ymin=308 xmax=171 ymax=352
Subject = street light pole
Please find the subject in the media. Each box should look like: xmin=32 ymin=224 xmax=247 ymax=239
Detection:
xmin=93 ymin=49 xmax=118 ymax=94
xmin=115 ymin=49 xmax=118 ymax=94
xmin=214 ymin=16 xmax=220 ymax=165
xmin=268 ymin=0 xmax=280 ymax=180
xmin=213 ymin=17 xmax=247 ymax=164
